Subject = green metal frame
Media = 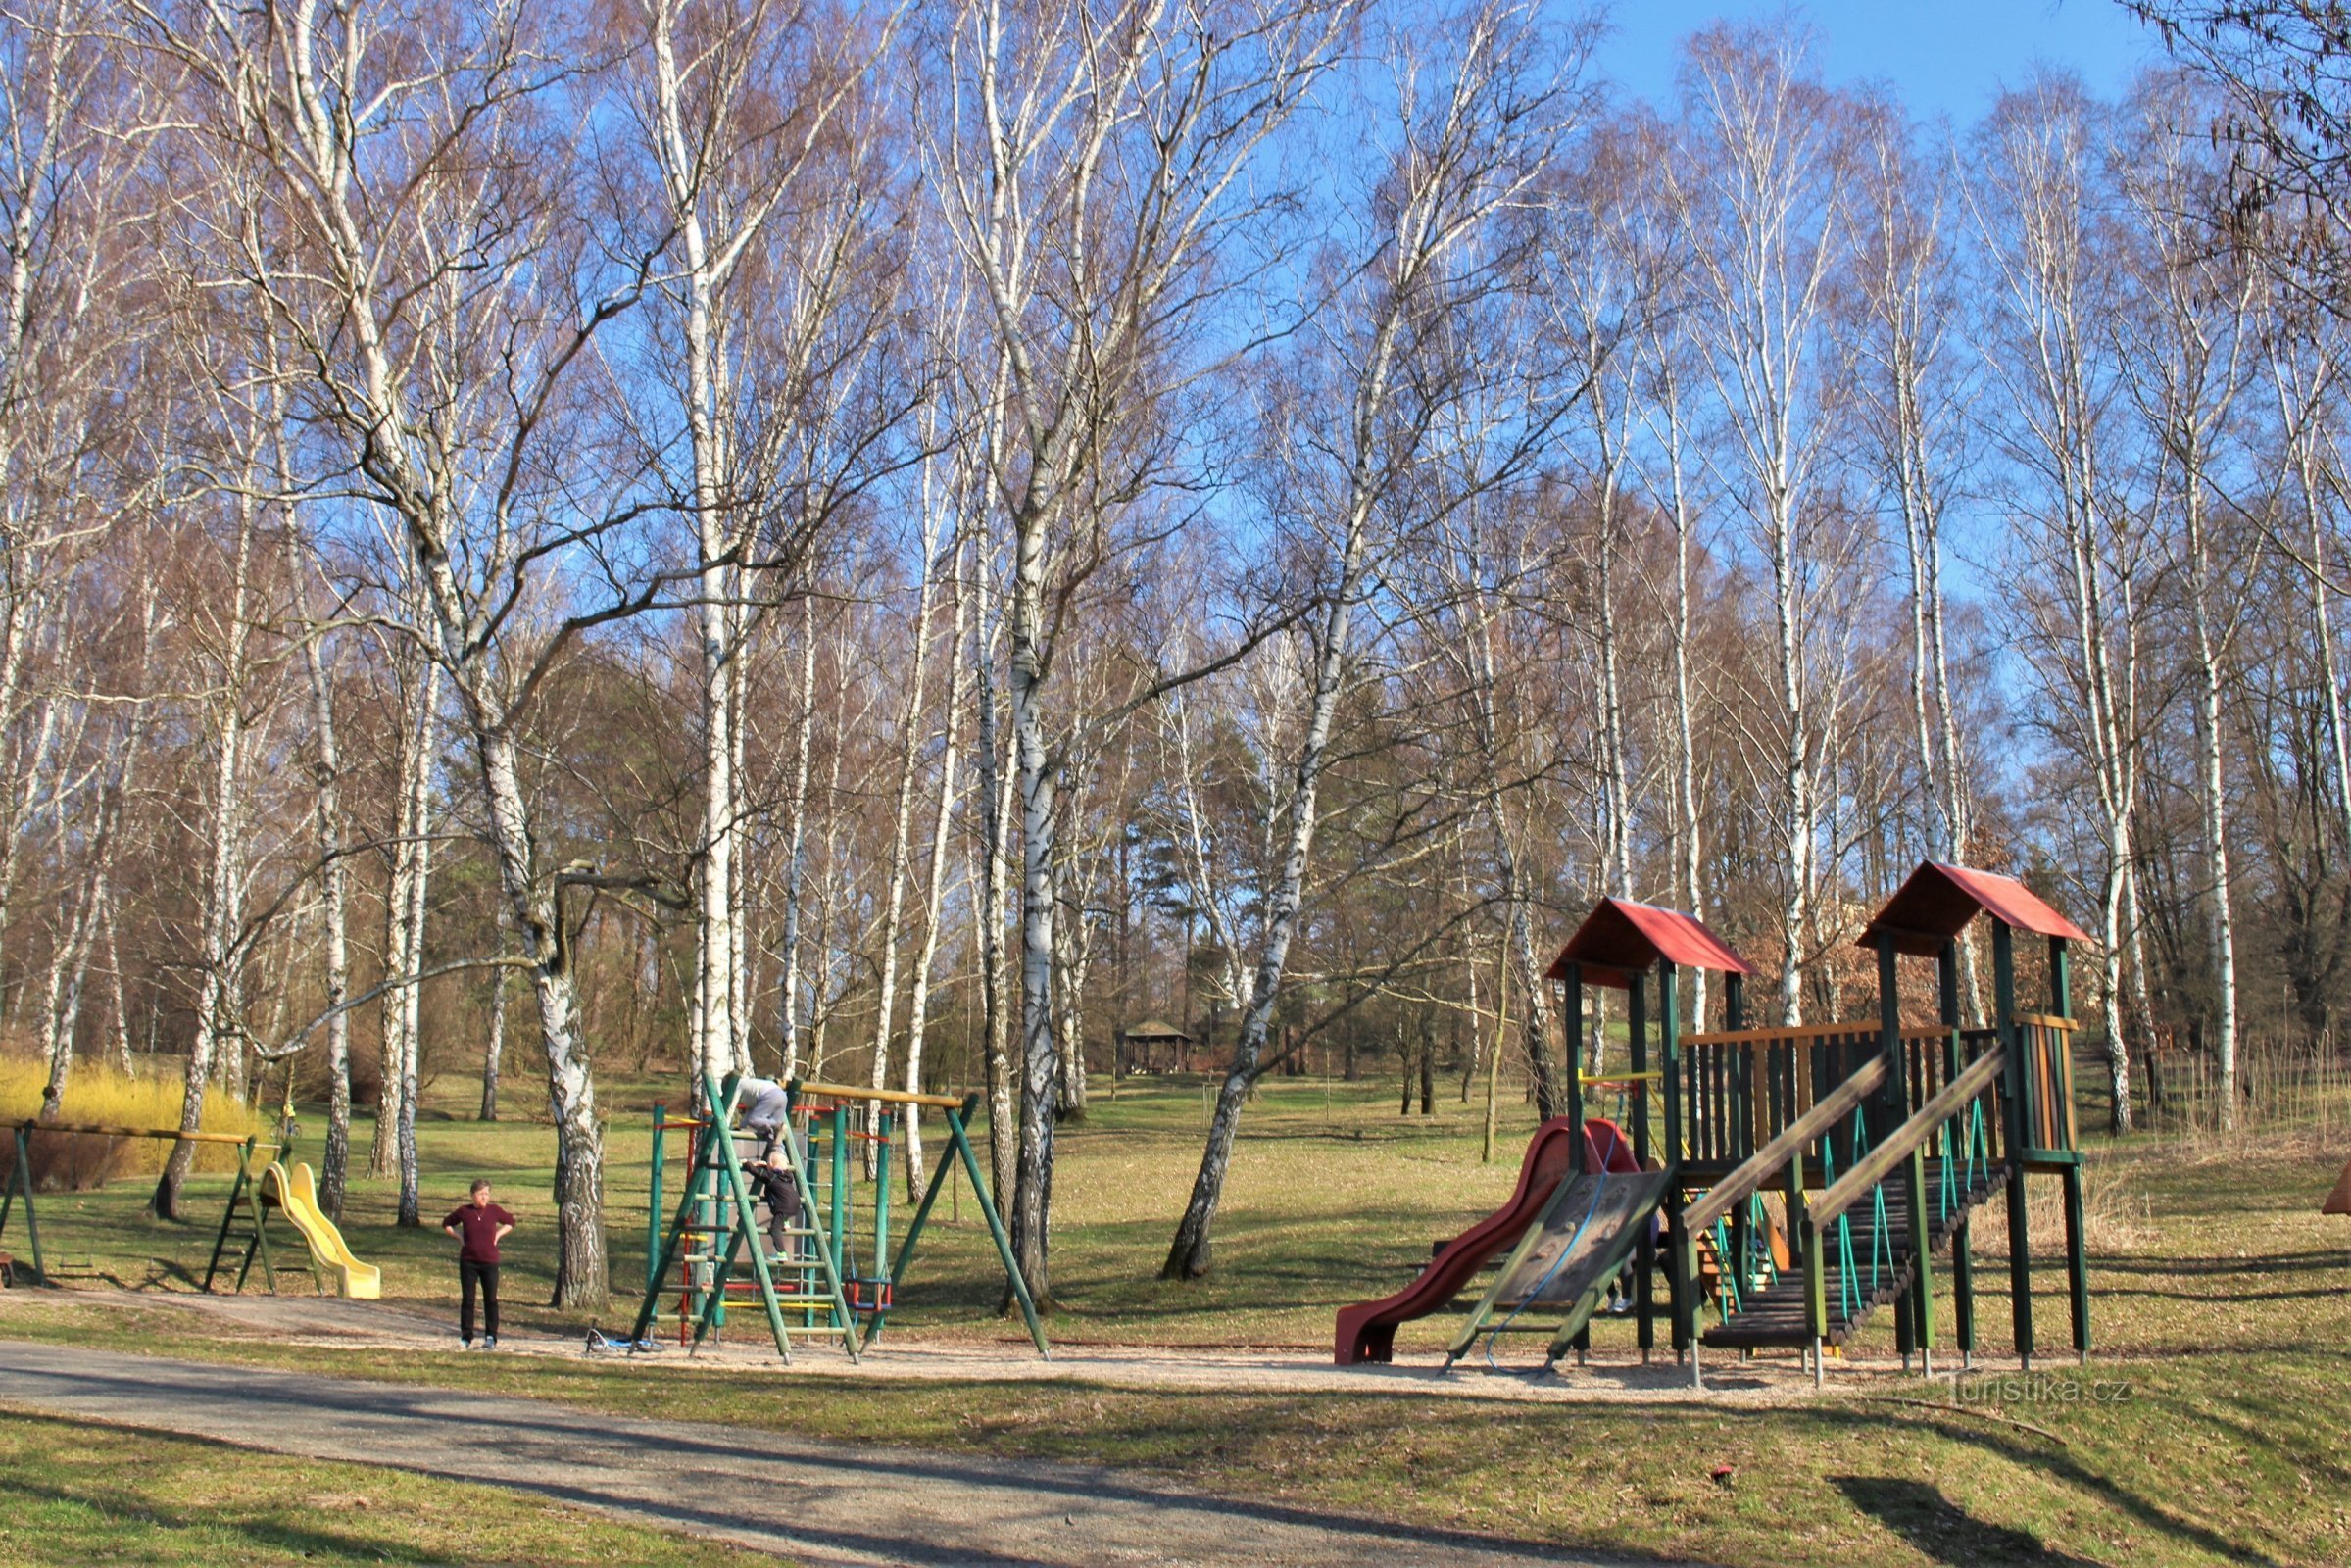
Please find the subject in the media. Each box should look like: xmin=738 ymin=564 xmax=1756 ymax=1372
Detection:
xmin=0 ymin=1125 xmax=44 ymax=1285
xmin=4 ymin=1124 xmax=291 ymax=1294
xmin=634 ymin=1080 xmax=1049 ymax=1361
xmin=633 ymin=1072 xmax=857 ymax=1362
xmin=203 ymin=1136 xmax=306 ymax=1295
xmin=885 ymin=1095 xmax=1049 ymax=1358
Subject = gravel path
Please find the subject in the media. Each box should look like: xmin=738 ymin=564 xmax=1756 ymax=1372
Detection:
xmin=0 ymin=1340 xmax=1685 ymax=1567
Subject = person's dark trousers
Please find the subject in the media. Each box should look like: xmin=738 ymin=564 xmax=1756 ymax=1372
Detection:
xmin=459 ymin=1258 xmax=500 ymax=1342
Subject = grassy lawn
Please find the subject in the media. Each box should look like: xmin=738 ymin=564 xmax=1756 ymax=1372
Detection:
xmin=4 ymin=1065 xmax=2349 ymax=1566
xmin=0 ymin=1405 xmax=782 ymax=1566
xmin=11 ymin=1070 xmax=1597 ymax=1348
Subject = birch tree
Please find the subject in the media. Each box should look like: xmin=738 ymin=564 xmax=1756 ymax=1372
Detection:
xmin=2116 ymin=78 xmax=2258 ymax=1125
xmin=632 ymin=0 xmax=902 ymax=1094
xmin=1855 ymin=102 xmax=1973 ymax=867
xmin=901 ymin=528 xmax=975 ymax=1189
xmin=927 ymin=0 xmax=1354 ymax=1303
xmin=2267 ymin=306 xmax=2351 ymax=865
xmin=1632 ymin=272 xmax=1713 ymax=1028
xmin=143 ymin=0 xmax=663 ymax=1304
xmin=39 ymin=581 xmax=161 ymax=1119
xmin=1971 ymin=75 xmax=2150 ymax=1129
xmin=0 ymin=2 xmax=153 ymax=1021
xmin=1162 ymin=0 xmax=1585 ymax=1280
xmin=1668 ymin=24 xmax=1858 ymax=1024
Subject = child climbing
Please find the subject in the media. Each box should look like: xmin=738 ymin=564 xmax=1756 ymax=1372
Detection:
xmin=442 ymin=1178 xmax=514 ymax=1349
xmin=728 ymin=1075 xmax=801 ymax=1256
xmin=732 ymin=1074 xmax=793 ymax=1164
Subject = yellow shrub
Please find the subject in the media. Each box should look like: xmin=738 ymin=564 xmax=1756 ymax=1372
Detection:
xmin=0 ymin=1054 xmax=261 ymax=1192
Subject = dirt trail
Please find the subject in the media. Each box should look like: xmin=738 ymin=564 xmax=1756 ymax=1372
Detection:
xmin=0 ymin=1340 xmax=1697 ymax=1567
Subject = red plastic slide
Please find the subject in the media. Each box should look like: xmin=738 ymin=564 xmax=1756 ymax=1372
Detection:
xmin=1334 ymin=1117 xmax=1641 ymax=1365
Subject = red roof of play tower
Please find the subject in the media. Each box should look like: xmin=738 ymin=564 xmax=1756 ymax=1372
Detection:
xmin=1858 ymin=861 xmax=2092 ymax=956
xmin=1544 ymin=898 xmax=1754 ymax=991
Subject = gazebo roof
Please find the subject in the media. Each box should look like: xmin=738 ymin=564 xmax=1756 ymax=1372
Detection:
xmin=1858 ymin=860 xmax=2092 ymax=957
xmin=1545 ymin=897 xmax=1754 ymax=992
xmin=1120 ymin=1018 xmax=1193 ymax=1042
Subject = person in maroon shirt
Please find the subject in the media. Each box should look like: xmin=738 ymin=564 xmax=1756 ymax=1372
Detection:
xmin=441 ymin=1179 xmax=514 ymax=1349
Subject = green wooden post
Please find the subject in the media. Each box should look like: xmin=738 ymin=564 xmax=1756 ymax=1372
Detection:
xmin=1562 ymin=964 xmax=1591 ymax=1358
xmin=2049 ymin=935 xmax=2075 ymax=1146
xmin=1883 ymin=936 xmax=1934 ymax=1367
xmin=1940 ymin=939 xmax=1976 ymax=1364
xmin=1721 ymin=967 xmax=1753 ymax=1307
xmin=873 ymin=1108 xmax=894 ymax=1304
xmin=1659 ymin=961 xmax=1691 ymax=1360
xmin=1629 ymin=969 xmax=1654 ymax=1359
xmin=1876 ymin=937 xmax=1905 ymax=1130
xmin=828 ymin=1102 xmax=849 ymax=1286
xmin=1994 ymin=919 xmax=2033 ymax=1369
xmin=1563 ymin=966 xmax=1585 ymax=1170
xmin=1803 ymin=1207 xmax=1829 ymax=1372
xmin=1906 ymin=1139 xmax=1934 ymax=1360
xmin=2052 ymin=936 xmax=2089 ymax=1360
xmin=647 ymin=1106 xmax=666 ymax=1298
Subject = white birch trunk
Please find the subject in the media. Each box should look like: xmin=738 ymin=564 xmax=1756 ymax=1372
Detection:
xmin=39 ymin=593 xmax=153 ymax=1121
xmin=866 ymin=510 xmax=949 ymax=1153
xmin=903 ymin=537 xmax=974 ymax=1192
xmin=481 ymin=962 xmax=506 ymax=1123
xmin=284 ymin=500 xmax=358 ymax=1214
xmin=776 ymin=593 xmax=819 ymax=1080
xmin=156 ymin=487 xmax=258 ymax=1216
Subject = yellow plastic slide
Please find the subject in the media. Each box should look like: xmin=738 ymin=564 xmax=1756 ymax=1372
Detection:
xmin=262 ymin=1160 xmax=381 ymax=1299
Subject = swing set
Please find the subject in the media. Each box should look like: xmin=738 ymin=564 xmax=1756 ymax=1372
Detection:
xmin=0 ymin=1119 xmax=309 ymax=1292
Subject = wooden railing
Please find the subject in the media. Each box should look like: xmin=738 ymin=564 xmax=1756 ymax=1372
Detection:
xmin=1674 ymin=1021 xmax=2000 ymax=1168
xmin=1801 ymin=1041 xmax=2010 ymax=1339
xmin=1808 ymin=1047 xmax=2008 ymax=1232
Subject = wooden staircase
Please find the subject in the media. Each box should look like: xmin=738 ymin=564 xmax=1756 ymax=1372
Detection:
xmin=1703 ymin=1156 xmax=2009 ymax=1349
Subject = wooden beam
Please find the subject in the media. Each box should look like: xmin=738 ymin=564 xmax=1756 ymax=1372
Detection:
xmin=1809 ymin=1047 xmax=2008 ymax=1229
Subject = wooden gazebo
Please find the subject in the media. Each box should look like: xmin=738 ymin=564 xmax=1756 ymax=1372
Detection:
xmin=1119 ymin=1019 xmax=1194 ymax=1075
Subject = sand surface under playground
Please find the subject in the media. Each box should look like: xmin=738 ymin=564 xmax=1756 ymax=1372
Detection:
xmin=6 ymin=1287 xmax=1950 ymax=1406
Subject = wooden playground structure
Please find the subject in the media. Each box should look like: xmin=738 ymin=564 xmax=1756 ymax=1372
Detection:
xmin=629 ymin=1073 xmax=1049 ymax=1362
xmin=1340 ymin=859 xmax=2094 ymax=1386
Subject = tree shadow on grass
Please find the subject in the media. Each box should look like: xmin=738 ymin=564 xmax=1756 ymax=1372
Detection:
xmin=9 ymin=1475 xmax=452 ymax=1565
xmin=2093 ymin=1250 xmax=2344 ymax=1277
xmin=1831 ymin=1476 xmax=2103 ymax=1566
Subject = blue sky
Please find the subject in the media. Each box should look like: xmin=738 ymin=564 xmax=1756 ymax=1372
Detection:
xmin=1593 ymin=0 xmax=2166 ymax=122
